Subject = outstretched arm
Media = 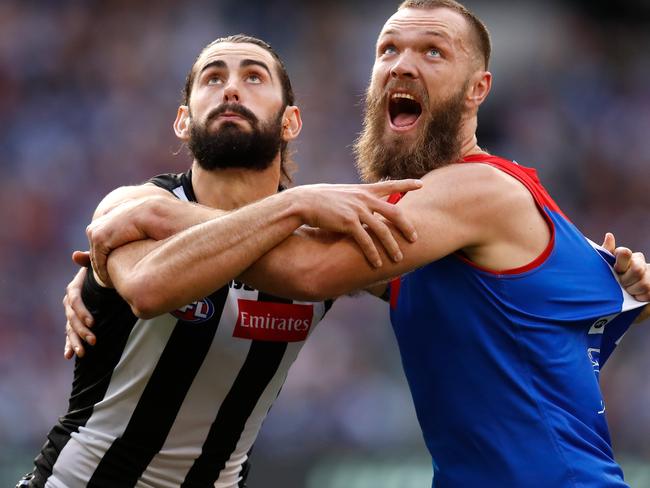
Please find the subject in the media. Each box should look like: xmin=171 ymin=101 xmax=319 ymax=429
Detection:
xmin=239 ymin=165 xmax=499 ymax=299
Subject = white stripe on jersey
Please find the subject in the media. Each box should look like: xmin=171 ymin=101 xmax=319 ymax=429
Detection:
xmin=213 ymin=299 xmax=326 ymax=486
xmin=172 ymin=185 xmax=189 ymax=201
xmin=48 ymin=314 xmax=178 ymax=487
xmin=144 ymin=291 xmax=254 ymax=486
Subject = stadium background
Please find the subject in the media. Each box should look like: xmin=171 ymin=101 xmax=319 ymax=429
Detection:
xmin=1 ymin=0 xmax=649 ymax=486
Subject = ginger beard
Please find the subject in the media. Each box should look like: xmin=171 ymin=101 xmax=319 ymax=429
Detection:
xmin=355 ymin=79 xmax=468 ymax=182
xmin=188 ymin=102 xmax=285 ymax=172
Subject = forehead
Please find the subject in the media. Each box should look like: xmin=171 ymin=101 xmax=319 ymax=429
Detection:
xmin=379 ymin=7 xmax=470 ymax=47
xmin=194 ymin=42 xmax=277 ymax=72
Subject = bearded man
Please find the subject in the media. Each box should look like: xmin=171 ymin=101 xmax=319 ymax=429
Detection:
xmin=63 ymin=2 xmax=650 ymax=487
xmin=18 ymin=34 xmax=422 ymax=488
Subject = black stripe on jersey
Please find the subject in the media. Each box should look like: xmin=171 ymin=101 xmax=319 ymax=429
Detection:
xmin=87 ymin=285 xmax=229 ymax=488
xmin=148 ymin=170 xmax=197 ymax=202
xmin=181 ymin=292 xmax=291 ymax=487
xmin=31 ymin=270 xmax=139 ymax=488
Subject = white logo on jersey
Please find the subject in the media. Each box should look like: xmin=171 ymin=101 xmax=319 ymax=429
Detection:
xmin=588 ymin=313 xmax=619 ymax=335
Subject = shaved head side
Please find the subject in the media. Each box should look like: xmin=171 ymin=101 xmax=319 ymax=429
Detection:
xmin=398 ymin=0 xmax=491 ymax=69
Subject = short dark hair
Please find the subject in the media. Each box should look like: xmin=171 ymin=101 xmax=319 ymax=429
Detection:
xmin=182 ymin=34 xmax=296 ymax=185
xmin=398 ymin=0 xmax=491 ymax=69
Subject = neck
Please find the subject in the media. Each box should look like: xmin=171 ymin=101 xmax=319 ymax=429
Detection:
xmin=458 ymin=114 xmax=488 ymax=159
xmin=191 ymin=156 xmax=283 ymax=210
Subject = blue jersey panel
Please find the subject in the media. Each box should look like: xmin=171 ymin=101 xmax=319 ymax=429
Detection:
xmin=389 ymin=156 xmax=645 ymax=488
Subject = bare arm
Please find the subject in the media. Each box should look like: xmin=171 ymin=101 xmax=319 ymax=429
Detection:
xmin=95 ymin=179 xmax=423 ymax=318
xmin=240 ymin=165 xmax=504 ymax=300
xmin=240 ymin=164 xmax=650 ymax=313
xmin=88 ymin=184 xmax=218 ymax=283
xmin=107 ymin=192 xmax=305 ymax=317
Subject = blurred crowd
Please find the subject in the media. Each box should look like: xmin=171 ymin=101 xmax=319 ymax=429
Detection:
xmin=1 ymin=0 xmax=649 ymax=485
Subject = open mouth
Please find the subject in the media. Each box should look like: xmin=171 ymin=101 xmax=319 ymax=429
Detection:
xmin=388 ymin=93 xmax=422 ymax=130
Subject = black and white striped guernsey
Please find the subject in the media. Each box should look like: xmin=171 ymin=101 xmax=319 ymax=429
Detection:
xmin=28 ymin=171 xmax=333 ymax=488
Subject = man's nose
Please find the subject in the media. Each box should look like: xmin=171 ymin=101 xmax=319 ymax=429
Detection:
xmin=390 ymin=53 xmax=418 ymax=80
xmin=223 ymin=80 xmax=240 ymax=103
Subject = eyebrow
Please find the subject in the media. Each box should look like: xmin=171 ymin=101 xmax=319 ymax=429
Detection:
xmin=240 ymin=59 xmax=273 ymax=79
xmin=380 ymin=28 xmax=452 ymax=44
xmin=198 ymin=59 xmax=226 ymax=75
xmin=198 ymin=59 xmax=273 ymax=79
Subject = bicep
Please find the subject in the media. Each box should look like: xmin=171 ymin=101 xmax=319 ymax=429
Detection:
xmin=242 ymin=184 xmax=477 ymax=300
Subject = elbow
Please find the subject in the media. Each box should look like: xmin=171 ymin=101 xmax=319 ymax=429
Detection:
xmin=129 ymin=297 xmax=161 ymax=320
xmin=119 ymin=274 xmax=166 ymax=319
xmin=291 ymin=282 xmax=331 ymax=303
xmin=290 ymin=259 xmax=338 ymax=302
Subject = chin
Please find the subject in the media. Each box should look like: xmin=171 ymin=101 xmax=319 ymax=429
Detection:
xmin=385 ymin=127 xmax=417 ymax=147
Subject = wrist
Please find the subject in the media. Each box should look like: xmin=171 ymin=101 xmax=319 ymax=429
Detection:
xmin=279 ymin=187 xmax=310 ymax=224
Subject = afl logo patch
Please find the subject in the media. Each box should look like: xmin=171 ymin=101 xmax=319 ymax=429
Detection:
xmin=588 ymin=313 xmax=619 ymax=335
xmin=171 ymin=298 xmax=215 ymax=323
xmin=593 ymin=319 xmax=608 ymax=329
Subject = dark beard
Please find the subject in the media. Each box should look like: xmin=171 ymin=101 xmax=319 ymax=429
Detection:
xmin=354 ymin=83 xmax=466 ymax=182
xmin=188 ymin=103 xmax=284 ymax=172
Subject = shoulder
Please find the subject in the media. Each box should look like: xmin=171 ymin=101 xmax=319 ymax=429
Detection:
xmin=405 ymin=162 xmax=533 ymax=217
xmin=396 ymin=161 xmax=541 ymax=252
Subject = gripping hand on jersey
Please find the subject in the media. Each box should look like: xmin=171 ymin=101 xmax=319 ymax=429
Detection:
xmin=602 ymin=233 xmax=650 ymax=323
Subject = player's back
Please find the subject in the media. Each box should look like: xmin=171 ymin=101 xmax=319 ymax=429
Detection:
xmin=390 ymin=156 xmax=644 ymax=488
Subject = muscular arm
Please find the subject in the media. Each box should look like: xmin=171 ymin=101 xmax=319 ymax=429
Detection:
xmin=93 ymin=179 xmax=422 ymax=318
xmin=107 ymin=191 xmax=305 ymax=317
xmin=240 ymin=164 xmax=533 ymax=300
xmin=242 ymin=165 xmax=650 ymax=323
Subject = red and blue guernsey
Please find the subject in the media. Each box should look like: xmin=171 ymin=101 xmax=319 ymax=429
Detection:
xmin=389 ymin=155 xmax=647 ymax=488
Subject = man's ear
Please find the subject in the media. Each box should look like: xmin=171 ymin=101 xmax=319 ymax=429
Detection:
xmin=466 ymin=71 xmax=492 ymax=110
xmin=281 ymin=105 xmax=302 ymax=141
xmin=174 ymin=105 xmax=191 ymax=141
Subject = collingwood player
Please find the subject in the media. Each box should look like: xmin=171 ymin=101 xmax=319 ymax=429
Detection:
xmin=18 ymin=35 xmax=422 ymax=488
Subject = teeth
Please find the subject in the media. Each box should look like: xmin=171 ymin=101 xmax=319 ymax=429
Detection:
xmin=391 ymin=93 xmax=416 ymax=101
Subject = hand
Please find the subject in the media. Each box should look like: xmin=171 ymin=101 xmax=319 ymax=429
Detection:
xmin=289 ymin=179 xmax=423 ymax=267
xmin=63 ymin=265 xmax=94 ymax=359
xmin=86 ymin=196 xmax=175 ymax=283
xmin=602 ymin=233 xmax=650 ymax=301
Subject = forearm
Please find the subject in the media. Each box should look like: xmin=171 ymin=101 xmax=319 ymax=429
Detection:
xmin=107 ymin=192 xmax=305 ymax=318
xmin=239 ymin=231 xmax=410 ymax=301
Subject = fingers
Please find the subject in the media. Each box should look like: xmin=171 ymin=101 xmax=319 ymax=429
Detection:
xmin=369 ymin=179 xmax=423 ymax=197
xmin=72 ymin=250 xmax=91 ymax=267
xmin=619 ymin=252 xmax=647 ymax=288
xmin=359 ymin=210 xmax=402 ymax=264
xmin=601 ymin=232 xmax=616 ymax=253
xmin=87 ymin=221 xmax=111 ymax=283
xmin=613 ymin=247 xmax=633 ymax=274
xmin=64 ymin=335 xmax=73 ymax=360
xmin=625 ymin=282 xmax=650 ymax=302
xmin=371 ymin=199 xmax=418 ymax=242
xmin=66 ymin=321 xmax=86 ymax=358
xmin=350 ymin=220 xmax=383 ymax=268
xmin=64 ymin=267 xmax=96 ymax=345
